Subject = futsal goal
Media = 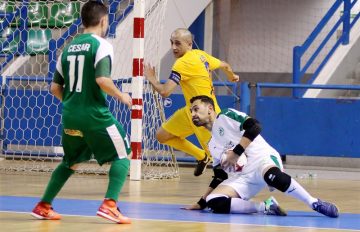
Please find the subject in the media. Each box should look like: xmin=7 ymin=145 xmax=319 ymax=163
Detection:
xmin=0 ymin=0 xmax=179 ymax=180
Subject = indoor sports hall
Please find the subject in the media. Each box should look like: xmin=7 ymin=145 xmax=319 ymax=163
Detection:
xmin=1 ymin=1 xmax=359 ymax=232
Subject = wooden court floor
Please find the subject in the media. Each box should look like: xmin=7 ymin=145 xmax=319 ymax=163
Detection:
xmin=0 ymin=166 xmax=359 ymax=232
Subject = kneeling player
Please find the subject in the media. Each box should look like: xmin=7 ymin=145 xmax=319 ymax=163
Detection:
xmin=183 ymin=95 xmax=338 ymax=218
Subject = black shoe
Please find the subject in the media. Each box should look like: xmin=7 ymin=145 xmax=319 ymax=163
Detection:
xmin=312 ymin=199 xmax=339 ymax=218
xmin=194 ymin=154 xmax=210 ymax=176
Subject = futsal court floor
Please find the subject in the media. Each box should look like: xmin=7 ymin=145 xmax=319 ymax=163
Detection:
xmin=0 ymin=166 xmax=359 ymax=232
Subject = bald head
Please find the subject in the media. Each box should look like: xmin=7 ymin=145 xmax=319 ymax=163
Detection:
xmin=170 ymin=28 xmax=193 ymax=58
xmin=171 ymin=28 xmax=193 ymax=44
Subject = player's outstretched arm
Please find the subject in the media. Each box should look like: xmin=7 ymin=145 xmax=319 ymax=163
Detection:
xmin=181 ymin=187 xmax=213 ymax=210
xmin=219 ymin=61 xmax=239 ymax=82
xmin=96 ymin=77 xmax=132 ymax=108
xmin=181 ymin=200 xmax=205 ymax=210
xmin=144 ymin=63 xmax=177 ymax=97
xmin=181 ymin=166 xmax=228 ymax=210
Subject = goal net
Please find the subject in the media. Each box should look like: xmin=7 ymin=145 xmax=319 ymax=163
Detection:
xmin=0 ymin=0 xmax=179 ymax=179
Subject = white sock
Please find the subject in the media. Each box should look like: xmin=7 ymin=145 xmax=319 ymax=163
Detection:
xmin=285 ymin=178 xmax=317 ymax=208
xmin=230 ymin=198 xmax=265 ymax=214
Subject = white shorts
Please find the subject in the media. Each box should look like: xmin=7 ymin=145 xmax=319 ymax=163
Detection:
xmin=219 ymin=152 xmax=283 ymax=200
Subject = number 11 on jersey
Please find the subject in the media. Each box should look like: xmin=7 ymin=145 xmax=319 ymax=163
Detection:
xmin=67 ymin=55 xmax=85 ymax=93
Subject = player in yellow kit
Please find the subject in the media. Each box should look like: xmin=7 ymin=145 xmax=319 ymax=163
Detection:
xmin=144 ymin=28 xmax=239 ymax=176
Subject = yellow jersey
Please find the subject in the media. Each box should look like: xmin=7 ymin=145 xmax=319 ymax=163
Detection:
xmin=169 ymin=49 xmax=221 ymax=112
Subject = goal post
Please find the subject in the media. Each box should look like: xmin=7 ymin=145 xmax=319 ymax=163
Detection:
xmin=129 ymin=0 xmax=179 ymax=180
xmin=0 ymin=0 xmax=179 ymax=179
xmin=129 ymin=0 xmax=145 ymax=181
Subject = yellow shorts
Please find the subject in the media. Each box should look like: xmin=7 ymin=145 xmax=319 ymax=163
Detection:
xmin=162 ymin=106 xmax=212 ymax=155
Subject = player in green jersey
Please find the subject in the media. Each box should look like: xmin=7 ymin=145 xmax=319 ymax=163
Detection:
xmin=31 ymin=1 xmax=132 ymax=224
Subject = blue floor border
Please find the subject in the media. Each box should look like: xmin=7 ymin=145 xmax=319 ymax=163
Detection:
xmin=1 ymin=196 xmax=359 ymax=230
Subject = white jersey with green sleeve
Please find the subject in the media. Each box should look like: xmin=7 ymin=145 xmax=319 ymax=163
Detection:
xmin=53 ymin=33 xmax=116 ymax=131
xmin=208 ymin=108 xmax=280 ymax=173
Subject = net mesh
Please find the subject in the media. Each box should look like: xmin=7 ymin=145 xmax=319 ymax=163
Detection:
xmin=0 ymin=0 xmax=179 ymax=179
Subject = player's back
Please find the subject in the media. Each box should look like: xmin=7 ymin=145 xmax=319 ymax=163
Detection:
xmin=173 ymin=49 xmax=221 ymax=112
xmin=59 ymin=33 xmax=114 ymax=131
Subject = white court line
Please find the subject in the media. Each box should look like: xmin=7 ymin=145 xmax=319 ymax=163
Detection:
xmin=1 ymin=210 xmax=359 ymax=232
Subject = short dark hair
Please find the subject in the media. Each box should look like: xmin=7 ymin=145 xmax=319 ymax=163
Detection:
xmin=81 ymin=1 xmax=108 ymax=28
xmin=190 ymin=95 xmax=215 ymax=109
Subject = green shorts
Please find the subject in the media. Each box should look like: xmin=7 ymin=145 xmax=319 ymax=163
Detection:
xmin=61 ymin=122 xmax=131 ymax=167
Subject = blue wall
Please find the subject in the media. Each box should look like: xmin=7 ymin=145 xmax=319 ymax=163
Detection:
xmin=1 ymin=78 xmax=237 ymax=156
xmin=256 ymin=97 xmax=360 ymax=157
xmin=4 ymin=77 xmax=359 ymax=159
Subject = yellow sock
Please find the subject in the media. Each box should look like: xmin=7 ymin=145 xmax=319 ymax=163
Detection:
xmin=164 ymin=137 xmax=205 ymax=160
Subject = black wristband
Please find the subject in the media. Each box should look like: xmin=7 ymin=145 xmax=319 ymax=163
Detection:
xmin=197 ymin=197 xmax=207 ymax=209
xmin=233 ymin=144 xmax=245 ymax=156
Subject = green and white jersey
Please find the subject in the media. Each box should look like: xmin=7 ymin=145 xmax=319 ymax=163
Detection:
xmin=209 ymin=108 xmax=279 ymax=170
xmin=53 ymin=33 xmax=115 ymax=131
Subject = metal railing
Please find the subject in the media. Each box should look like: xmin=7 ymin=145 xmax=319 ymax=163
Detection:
xmin=292 ymin=0 xmax=360 ymax=97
